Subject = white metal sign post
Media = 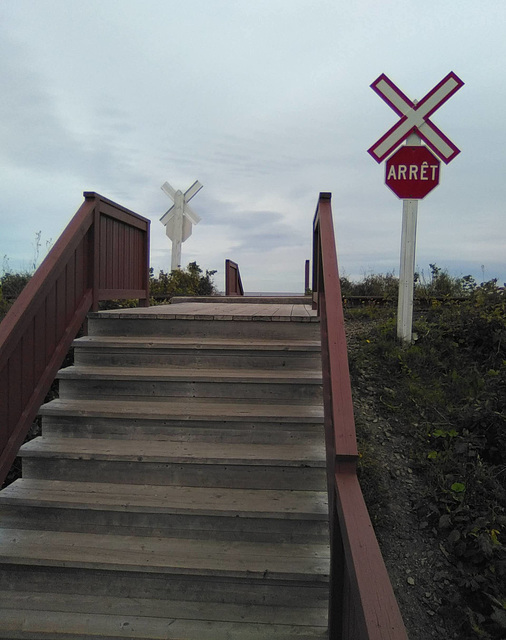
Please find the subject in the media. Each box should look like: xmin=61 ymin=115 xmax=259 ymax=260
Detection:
xmin=160 ymin=180 xmax=203 ymax=271
xmin=398 ymin=133 xmax=420 ymax=343
xmin=368 ymin=72 xmax=464 ymax=342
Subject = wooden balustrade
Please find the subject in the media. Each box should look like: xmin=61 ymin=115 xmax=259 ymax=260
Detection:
xmin=0 ymin=192 xmax=150 ymax=487
xmin=312 ymin=193 xmax=408 ymax=639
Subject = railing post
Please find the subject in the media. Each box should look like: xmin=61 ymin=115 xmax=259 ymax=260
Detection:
xmin=140 ymin=218 xmax=150 ymax=307
xmin=225 ymin=259 xmax=244 ymax=296
xmin=91 ymin=198 xmax=100 ymax=312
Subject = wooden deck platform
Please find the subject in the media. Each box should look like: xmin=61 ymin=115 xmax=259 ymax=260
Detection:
xmin=93 ymin=300 xmax=318 ymax=321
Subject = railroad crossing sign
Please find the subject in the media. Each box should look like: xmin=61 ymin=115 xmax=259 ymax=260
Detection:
xmin=368 ymin=71 xmax=464 ymax=164
xmin=160 ymin=180 xmax=203 ymax=271
xmin=368 ymin=72 xmax=464 ymax=344
xmin=385 ymin=145 xmax=440 ymax=199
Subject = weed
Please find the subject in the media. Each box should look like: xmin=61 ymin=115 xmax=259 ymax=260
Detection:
xmin=362 ymin=279 xmax=506 ymax=638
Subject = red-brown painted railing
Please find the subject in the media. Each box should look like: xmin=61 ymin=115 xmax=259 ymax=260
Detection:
xmin=225 ymin=259 xmax=244 ymax=296
xmin=312 ymin=193 xmax=408 ymax=639
xmin=0 ymin=192 xmax=150 ymax=487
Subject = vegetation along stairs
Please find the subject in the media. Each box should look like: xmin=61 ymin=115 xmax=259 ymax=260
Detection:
xmin=0 ymin=298 xmax=329 ymax=639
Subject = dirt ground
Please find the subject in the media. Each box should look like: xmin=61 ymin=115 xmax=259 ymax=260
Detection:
xmin=346 ymin=317 xmax=461 ymax=640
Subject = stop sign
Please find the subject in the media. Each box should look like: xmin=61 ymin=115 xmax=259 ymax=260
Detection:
xmin=385 ymin=146 xmax=441 ymax=199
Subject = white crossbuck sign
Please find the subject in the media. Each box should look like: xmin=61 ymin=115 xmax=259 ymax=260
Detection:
xmin=368 ymin=71 xmax=464 ymax=164
xmin=160 ymin=180 xmax=203 ymax=271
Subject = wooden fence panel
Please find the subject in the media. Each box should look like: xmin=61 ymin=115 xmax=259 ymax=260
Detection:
xmin=0 ymin=192 xmax=150 ymax=487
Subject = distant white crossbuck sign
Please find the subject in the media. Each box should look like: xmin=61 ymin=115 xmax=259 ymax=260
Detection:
xmin=160 ymin=180 xmax=203 ymax=271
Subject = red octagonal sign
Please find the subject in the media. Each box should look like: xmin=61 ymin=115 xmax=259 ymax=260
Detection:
xmin=385 ymin=146 xmax=441 ymax=199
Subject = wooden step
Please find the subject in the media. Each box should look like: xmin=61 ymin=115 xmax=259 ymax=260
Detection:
xmin=0 ymin=479 xmax=328 ymax=542
xmin=39 ymin=398 xmax=324 ymax=442
xmin=0 ymin=564 xmax=329 ymax=607
xmin=72 ymin=335 xmax=321 ymax=369
xmin=57 ymin=365 xmax=322 ymax=402
xmin=0 ymin=591 xmax=327 ymax=639
xmin=87 ymin=316 xmax=320 ymax=341
xmin=20 ymin=437 xmax=327 ymax=490
xmin=0 ymin=301 xmax=328 ymax=637
xmin=0 ymin=528 xmax=329 ymax=580
xmin=39 ymin=397 xmax=324 ymax=422
xmin=0 ymin=589 xmax=326 ymax=626
xmin=41 ymin=416 xmax=323 ymax=444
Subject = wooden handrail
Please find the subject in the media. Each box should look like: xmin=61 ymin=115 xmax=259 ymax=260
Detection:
xmin=0 ymin=192 xmax=150 ymax=487
xmin=312 ymin=193 xmax=408 ymax=639
xmin=225 ymin=259 xmax=244 ymax=296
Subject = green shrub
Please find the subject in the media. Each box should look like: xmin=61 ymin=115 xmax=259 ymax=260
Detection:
xmin=150 ymin=261 xmax=217 ymax=301
xmin=363 ymin=280 xmax=506 ymax=638
xmin=341 ymin=264 xmax=472 ymax=302
xmin=0 ymin=271 xmax=32 ymax=321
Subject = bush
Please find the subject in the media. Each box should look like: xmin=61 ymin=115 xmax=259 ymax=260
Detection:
xmin=0 ymin=271 xmax=32 ymax=321
xmin=150 ymin=261 xmax=217 ymax=301
xmin=363 ymin=280 xmax=506 ymax=638
xmin=341 ymin=264 xmax=472 ymax=302
xmin=341 ymin=272 xmax=399 ymax=299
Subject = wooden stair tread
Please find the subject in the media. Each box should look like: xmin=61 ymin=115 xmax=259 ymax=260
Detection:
xmin=0 ymin=529 xmax=329 ymax=580
xmin=39 ymin=398 xmax=324 ymax=421
xmin=0 ymin=610 xmax=326 ymax=639
xmin=57 ymin=365 xmax=322 ymax=383
xmin=0 ymin=589 xmax=327 ymax=626
xmin=0 ymin=479 xmax=328 ymax=518
xmin=19 ymin=437 xmax=326 ymax=466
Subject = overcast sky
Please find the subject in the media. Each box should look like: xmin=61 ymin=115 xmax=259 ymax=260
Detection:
xmin=1 ymin=0 xmax=504 ymax=292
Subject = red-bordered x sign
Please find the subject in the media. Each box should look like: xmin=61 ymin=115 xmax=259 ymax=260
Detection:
xmin=368 ymin=72 xmax=464 ymax=164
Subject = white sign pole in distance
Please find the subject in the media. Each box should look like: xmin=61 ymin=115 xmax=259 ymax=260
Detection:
xmin=171 ymin=190 xmax=184 ymax=271
xmin=397 ymin=132 xmax=420 ymax=343
xmin=160 ymin=180 xmax=203 ymax=271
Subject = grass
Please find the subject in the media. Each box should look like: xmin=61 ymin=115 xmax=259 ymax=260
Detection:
xmin=348 ymin=279 xmax=506 ymax=639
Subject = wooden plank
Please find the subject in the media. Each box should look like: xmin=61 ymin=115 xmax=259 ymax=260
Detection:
xmin=44 ymin=283 xmax=57 ymax=360
xmin=55 ymin=270 xmax=67 ymax=340
xmin=73 ymin=335 xmax=321 ymax=350
xmin=39 ymin=398 xmax=324 ymax=421
xmin=57 ymin=365 xmax=322 ymax=383
xmin=0 ymin=607 xmax=328 ymax=639
xmin=291 ymin=305 xmax=313 ymax=318
xmin=0 ymin=590 xmax=328 ymax=627
xmin=335 ymin=465 xmax=408 ymax=639
xmin=6 ymin=349 xmax=22 ymax=436
xmin=20 ymin=320 xmax=35 ymax=407
xmin=0 ymin=528 xmax=330 ymax=580
xmin=0 ymin=479 xmax=328 ymax=518
xmin=0 ymin=362 xmax=9 ymax=450
xmin=19 ymin=437 xmax=326 ymax=466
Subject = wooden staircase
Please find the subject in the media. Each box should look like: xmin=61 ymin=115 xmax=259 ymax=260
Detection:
xmin=0 ymin=300 xmax=329 ymax=639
